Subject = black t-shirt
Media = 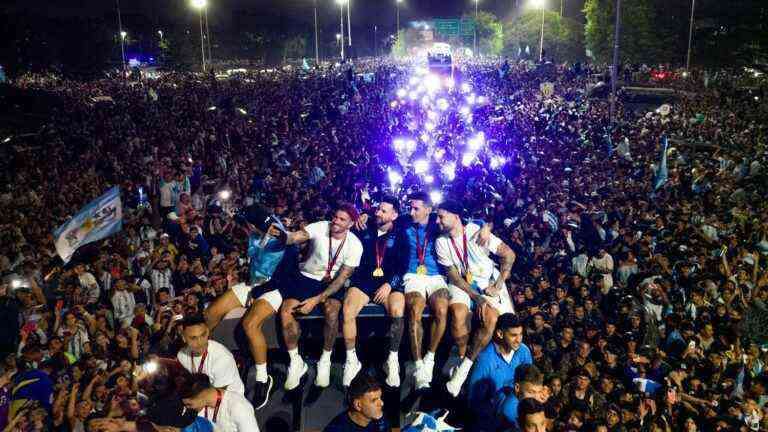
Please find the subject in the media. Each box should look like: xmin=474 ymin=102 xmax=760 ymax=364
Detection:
xmin=322 ymin=412 xmax=389 ymax=432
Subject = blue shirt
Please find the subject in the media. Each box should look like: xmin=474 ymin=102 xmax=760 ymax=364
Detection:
xmin=323 ymin=412 xmax=389 ymax=432
xmin=467 ymin=342 xmax=532 ymax=432
xmin=404 ymin=222 xmax=441 ymax=276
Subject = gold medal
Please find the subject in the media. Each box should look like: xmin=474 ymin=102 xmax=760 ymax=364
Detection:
xmin=373 ymin=267 xmax=384 ymax=277
xmin=416 ymin=265 xmax=428 ymax=275
xmin=465 ymin=271 xmax=474 ymax=285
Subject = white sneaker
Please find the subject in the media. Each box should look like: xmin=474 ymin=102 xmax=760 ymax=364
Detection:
xmin=314 ymin=358 xmax=332 ymax=388
xmin=442 ymin=351 xmax=462 ymax=378
xmin=419 ymin=357 xmax=435 ymax=389
xmin=384 ymin=355 xmax=400 ymax=387
xmin=445 ymin=365 xmax=470 ymax=397
xmin=284 ymin=359 xmax=308 ymax=391
xmin=342 ymin=360 xmax=362 ymax=387
xmin=414 ymin=362 xmax=430 ymax=390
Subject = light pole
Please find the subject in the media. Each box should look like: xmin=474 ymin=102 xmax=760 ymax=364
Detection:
xmin=609 ymin=0 xmax=622 ymax=124
xmin=313 ymin=0 xmax=320 ymax=64
xmin=396 ymin=0 xmax=402 ymax=44
xmin=336 ymin=0 xmax=346 ymax=61
xmin=530 ymin=0 xmax=546 ymax=62
xmin=204 ymin=5 xmax=213 ymax=69
xmin=116 ymin=0 xmax=126 ymax=70
xmin=120 ymin=31 xmax=127 ymax=69
xmin=473 ymin=0 xmax=479 ymax=57
xmin=191 ymin=0 xmax=207 ymax=72
xmin=347 ymin=0 xmax=352 ymax=49
xmin=686 ymin=0 xmax=696 ymax=70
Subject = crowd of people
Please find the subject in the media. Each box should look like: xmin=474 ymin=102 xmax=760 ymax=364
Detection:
xmin=0 ymin=54 xmax=766 ymax=432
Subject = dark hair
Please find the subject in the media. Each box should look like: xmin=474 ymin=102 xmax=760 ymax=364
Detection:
xmin=379 ymin=195 xmax=400 ymax=214
xmin=517 ymin=397 xmax=545 ymax=421
xmin=347 ymin=374 xmax=381 ymax=406
xmin=185 ymin=373 xmax=212 ymax=398
xmin=496 ymin=313 xmax=523 ymax=332
xmin=335 ymin=202 xmax=359 ymax=222
xmin=408 ymin=191 xmax=432 ymax=206
xmin=181 ymin=314 xmax=207 ymax=329
xmin=515 ymin=364 xmax=544 ymax=386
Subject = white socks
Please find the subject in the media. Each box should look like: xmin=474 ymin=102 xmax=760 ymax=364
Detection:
xmin=288 ymin=348 xmax=301 ymax=363
xmin=388 ymin=351 xmax=398 ymax=362
xmin=424 ymin=351 xmax=435 ymax=364
xmin=319 ymin=349 xmax=332 ymax=364
xmin=255 ymin=363 xmax=268 ymax=383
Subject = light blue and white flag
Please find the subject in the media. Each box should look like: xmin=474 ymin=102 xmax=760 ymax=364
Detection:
xmin=302 ymin=58 xmax=310 ymax=70
xmin=543 ymin=210 xmax=558 ymax=232
xmin=653 ymin=136 xmax=669 ymax=191
xmin=54 ymin=186 xmax=123 ymax=263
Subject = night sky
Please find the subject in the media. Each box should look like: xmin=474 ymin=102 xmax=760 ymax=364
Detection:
xmin=2 ymin=0 xmax=585 ymax=30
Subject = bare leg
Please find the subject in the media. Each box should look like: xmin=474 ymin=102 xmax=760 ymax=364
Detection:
xmin=204 ymin=290 xmax=242 ymax=331
xmin=242 ymin=299 xmax=276 ymax=365
xmin=280 ymin=299 xmax=302 ymax=350
xmin=385 ymin=291 xmax=405 ymax=352
xmin=342 ymin=288 xmax=370 ymax=351
xmin=322 ymin=299 xmax=342 ymax=352
xmin=406 ymin=292 xmax=426 ymax=360
xmin=467 ymin=306 xmax=499 ymax=361
xmin=449 ymin=303 xmax=472 ymax=358
xmin=427 ymin=290 xmax=450 ymax=354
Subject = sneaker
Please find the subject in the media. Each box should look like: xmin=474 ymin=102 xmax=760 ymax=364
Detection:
xmin=314 ymin=358 xmax=332 ymax=388
xmin=342 ymin=360 xmax=362 ymax=387
xmin=414 ymin=362 xmax=430 ymax=390
xmin=252 ymin=375 xmax=273 ymax=410
xmin=384 ymin=355 xmax=400 ymax=387
xmin=416 ymin=357 xmax=435 ymax=390
xmin=445 ymin=364 xmax=470 ymax=397
xmin=284 ymin=359 xmax=308 ymax=391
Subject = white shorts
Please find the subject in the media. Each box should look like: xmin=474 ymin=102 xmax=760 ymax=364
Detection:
xmin=448 ymin=283 xmax=515 ymax=315
xmin=231 ymin=283 xmax=283 ymax=312
xmin=231 ymin=283 xmax=253 ymax=308
xmin=255 ymin=289 xmax=283 ymax=312
xmin=403 ymin=273 xmax=449 ymax=299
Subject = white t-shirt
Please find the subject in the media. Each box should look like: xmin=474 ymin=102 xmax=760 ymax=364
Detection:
xmin=199 ymin=389 xmax=260 ymax=432
xmin=435 ymin=223 xmax=503 ymax=290
xmin=299 ymin=221 xmax=363 ymax=281
xmin=177 ymin=340 xmax=245 ymax=395
xmin=159 ymin=181 xmax=176 ymax=207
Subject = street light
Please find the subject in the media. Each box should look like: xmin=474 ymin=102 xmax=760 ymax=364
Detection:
xmin=473 ymin=0 xmax=479 ymax=57
xmin=347 ymin=0 xmax=352 ymax=49
xmin=396 ymin=0 xmax=403 ymax=44
xmin=530 ymin=0 xmax=545 ymax=62
xmin=116 ymin=0 xmax=126 ymax=71
xmin=157 ymin=30 xmax=163 ymax=39
xmin=313 ymin=0 xmax=320 ymax=64
xmin=686 ymin=0 xmax=696 ymax=70
xmin=190 ymin=0 xmax=207 ymax=72
xmin=336 ymin=0 xmax=346 ymax=61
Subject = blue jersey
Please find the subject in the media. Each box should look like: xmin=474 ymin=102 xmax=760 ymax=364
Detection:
xmin=467 ymin=343 xmax=532 ymax=432
xmin=403 ymin=220 xmax=441 ymax=276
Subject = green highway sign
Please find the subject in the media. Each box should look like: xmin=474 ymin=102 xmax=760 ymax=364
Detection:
xmin=433 ymin=18 xmax=476 ymax=38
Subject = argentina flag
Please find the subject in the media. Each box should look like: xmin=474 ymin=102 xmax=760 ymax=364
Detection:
xmin=53 ymin=186 xmax=123 ymax=263
xmin=653 ymin=136 xmax=669 ymax=191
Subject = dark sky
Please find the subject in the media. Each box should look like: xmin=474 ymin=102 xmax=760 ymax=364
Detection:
xmin=2 ymin=0 xmax=584 ymax=29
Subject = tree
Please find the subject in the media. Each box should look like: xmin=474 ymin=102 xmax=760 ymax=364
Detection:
xmin=584 ymin=0 xmax=664 ymax=64
xmin=466 ymin=11 xmax=504 ymax=57
xmin=282 ymin=35 xmax=308 ymax=62
xmin=504 ymin=10 xmax=585 ymax=62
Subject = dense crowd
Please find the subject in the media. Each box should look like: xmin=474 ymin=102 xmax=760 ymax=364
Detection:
xmin=0 ymin=55 xmax=767 ymax=432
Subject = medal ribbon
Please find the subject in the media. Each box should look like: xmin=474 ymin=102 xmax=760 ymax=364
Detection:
xmin=449 ymin=228 xmax=470 ymax=279
xmin=205 ymin=389 xmax=223 ymax=423
xmin=325 ymin=227 xmax=347 ymax=280
xmin=375 ymin=235 xmax=388 ymax=271
xmin=191 ymin=349 xmax=209 ymax=374
xmin=414 ymin=225 xmax=429 ymax=267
